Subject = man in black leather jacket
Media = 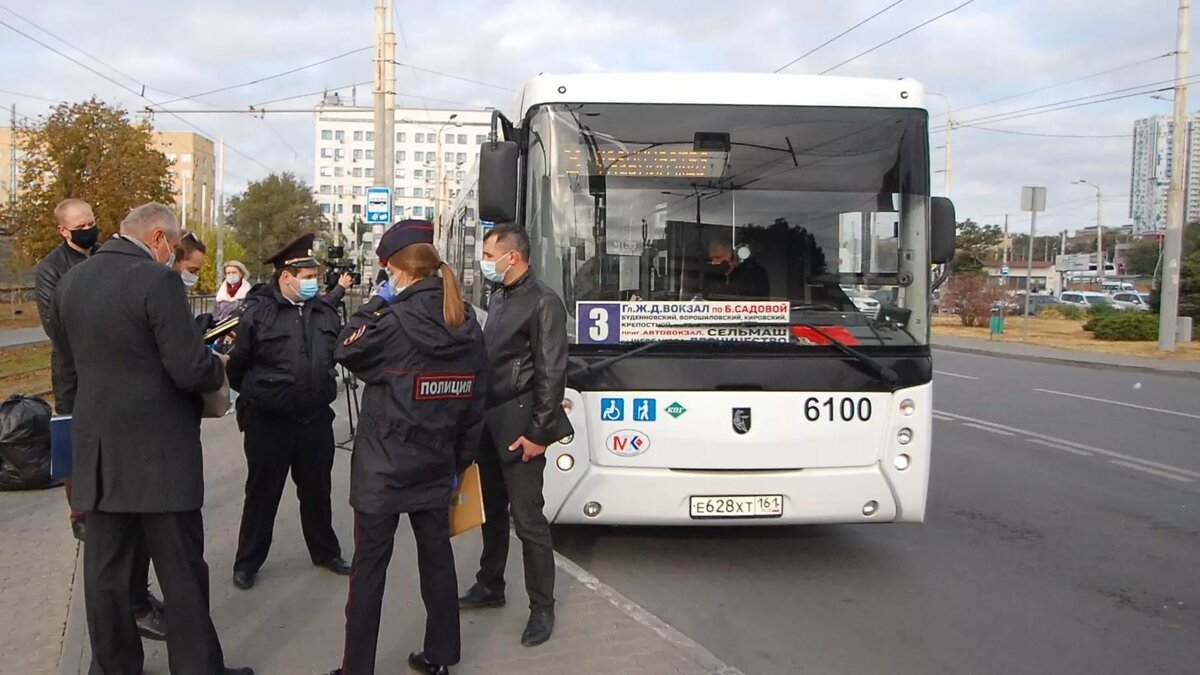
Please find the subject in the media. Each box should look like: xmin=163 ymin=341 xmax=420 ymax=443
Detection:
xmin=225 ymin=233 xmax=351 ymax=590
xmin=458 ymin=223 xmax=568 ymax=647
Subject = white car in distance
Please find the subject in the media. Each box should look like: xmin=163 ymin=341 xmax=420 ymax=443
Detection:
xmin=1110 ymin=291 xmax=1152 ymax=311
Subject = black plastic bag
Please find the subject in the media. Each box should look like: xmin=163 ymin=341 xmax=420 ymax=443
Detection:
xmin=0 ymin=394 xmax=54 ymax=490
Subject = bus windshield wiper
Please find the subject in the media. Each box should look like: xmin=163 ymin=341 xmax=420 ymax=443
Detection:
xmin=791 ymin=322 xmax=899 ymax=386
xmin=569 ymin=340 xmax=667 ymax=379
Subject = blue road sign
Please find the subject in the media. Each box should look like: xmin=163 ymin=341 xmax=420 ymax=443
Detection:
xmin=366 ymin=187 xmax=392 ymax=224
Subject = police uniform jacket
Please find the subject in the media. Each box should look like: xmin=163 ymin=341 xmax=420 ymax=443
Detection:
xmin=334 ymin=276 xmax=487 ymax=515
xmin=226 ymin=283 xmax=343 ymax=419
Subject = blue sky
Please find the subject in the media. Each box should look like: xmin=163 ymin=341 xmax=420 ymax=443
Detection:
xmin=0 ymin=0 xmax=1189 ymax=235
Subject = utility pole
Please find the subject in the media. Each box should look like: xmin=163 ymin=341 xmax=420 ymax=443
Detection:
xmin=373 ymin=0 xmax=396 ymax=244
xmin=1161 ymin=0 xmax=1190 ymax=352
xmin=215 ymin=138 xmax=225 ymax=276
xmin=1003 ymin=214 xmax=1009 ymax=266
xmin=1021 ymin=187 xmax=1047 ymax=338
xmin=7 ymin=105 xmax=15 ymax=231
xmin=928 ymin=92 xmax=952 ymax=197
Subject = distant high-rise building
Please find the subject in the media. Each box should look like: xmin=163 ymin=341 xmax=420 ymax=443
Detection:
xmin=1129 ymin=114 xmax=1200 ymax=233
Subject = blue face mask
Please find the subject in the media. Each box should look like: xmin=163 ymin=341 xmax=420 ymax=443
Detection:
xmin=296 ymin=278 xmax=319 ymax=301
xmin=480 ymin=255 xmax=509 ymax=284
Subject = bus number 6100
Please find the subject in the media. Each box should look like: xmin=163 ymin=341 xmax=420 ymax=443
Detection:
xmin=804 ymin=397 xmax=872 ymax=422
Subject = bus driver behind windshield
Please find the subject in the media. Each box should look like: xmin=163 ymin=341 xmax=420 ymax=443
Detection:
xmin=705 ymin=238 xmax=770 ymax=299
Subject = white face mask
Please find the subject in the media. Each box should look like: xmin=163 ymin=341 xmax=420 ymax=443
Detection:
xmin=181 ymin=271 xmax=199 ymax=288
xmin=225 ymin=273 xmax=242 ymax=285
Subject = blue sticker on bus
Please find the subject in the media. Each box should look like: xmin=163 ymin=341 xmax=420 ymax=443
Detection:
xmin=600 ymin=398 xmax=625 ymax=421
xmin=577 ymin=302 xmax=622 ymax=345
xmin=633 ymin=398 xmax=656 ymax=422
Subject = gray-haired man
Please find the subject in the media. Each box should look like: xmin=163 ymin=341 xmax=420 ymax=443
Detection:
xmin=50 ymin=203 xmax=252 ymax=674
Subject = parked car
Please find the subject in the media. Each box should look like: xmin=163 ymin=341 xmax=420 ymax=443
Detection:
xmin=1059 ymin=291 xmax=1113 ymax=308
xmin=1100 ymin=280 xmax=1137 ymax=294
xmin=840 ymin=286 xmax=881 ymax=319
xmin=1005 ymin=293 xmax=1061 ymax=315
xmin=1110 ymin=291 xmax=1152 ymax=311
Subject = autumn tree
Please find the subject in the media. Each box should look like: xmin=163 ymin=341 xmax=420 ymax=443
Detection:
xmin=952 ymin=220 xmax=1003 ymax=274
xmin=6 ymin=99 xmax=174 ymax=260
xmin=227 ymin=173 xmax=326 ymax=278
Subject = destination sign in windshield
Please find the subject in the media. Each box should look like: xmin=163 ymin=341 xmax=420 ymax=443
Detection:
xmin=576 ymin=301 xmax=790 ymax=344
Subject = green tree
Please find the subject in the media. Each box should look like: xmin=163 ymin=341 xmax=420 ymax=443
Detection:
xmin=1123 ymin=240 xmax=1161 ymax=277
xmin=5 ymin=99 xmax=174 ymax=260
xmin=227 ymin=172 xmax=326 ymax=279
xmin=951 ymin=220 xmax=1002 ymax=274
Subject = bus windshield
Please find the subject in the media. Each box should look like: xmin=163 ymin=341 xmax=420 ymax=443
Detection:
xmin=522 ymin=103 xmax=932 ymax=348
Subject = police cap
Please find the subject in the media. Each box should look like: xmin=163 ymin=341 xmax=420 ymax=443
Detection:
xmin=376 ymin=219 xmax=434 ymax=262
xmin=265 ymin=232 xmax=319 ymax=270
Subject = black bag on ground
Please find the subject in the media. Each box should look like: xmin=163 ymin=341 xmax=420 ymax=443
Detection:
xmin=0 ymin=394 xmax=54 ymax=491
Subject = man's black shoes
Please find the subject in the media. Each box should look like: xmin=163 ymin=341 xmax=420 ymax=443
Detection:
xmin=521 ymin=608 xmax=554 ymax=647
xmin=134 ymin=606 xmax=167 ymax=641
xmin=458 ymin=583 xmax=505 ymax=609
xmin=407 ymin=651 xmax=450 ymax=675
xmin=315 ymin=557 xmax=352 ymax=576
xmin=232 ymin=570 xmax=256 ymax=590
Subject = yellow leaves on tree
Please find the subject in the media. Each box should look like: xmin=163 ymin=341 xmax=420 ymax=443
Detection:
xmin=8 ymin=99 xmax=174 ymax=260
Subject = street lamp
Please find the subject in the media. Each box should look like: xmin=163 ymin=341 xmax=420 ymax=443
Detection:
xmin=1072 ymin=180 xmax=1104 ymax=280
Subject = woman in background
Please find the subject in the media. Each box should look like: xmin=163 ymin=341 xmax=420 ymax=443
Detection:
xmin=213 ymin=260 xmax=250 ymax=324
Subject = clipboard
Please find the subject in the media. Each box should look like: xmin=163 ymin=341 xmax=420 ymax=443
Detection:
xmin=449 ymin=464 xmax=485 ymax=537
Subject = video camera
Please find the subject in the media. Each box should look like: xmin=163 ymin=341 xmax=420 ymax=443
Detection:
xmin=323 ymin=245 xmax=362 ymax=288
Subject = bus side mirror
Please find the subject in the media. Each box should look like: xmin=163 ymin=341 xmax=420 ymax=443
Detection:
xmin=478 ymin=142 xmax=519 ymax=223
xmin=930 ymin=197 xmax=956 ymax=264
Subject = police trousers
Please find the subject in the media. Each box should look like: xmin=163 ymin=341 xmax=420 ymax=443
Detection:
xmin=476 ymin=440 xmax=555 ymax=610
xmin=234 ymin=408 xmax=341 ymax=574
xmin=84 ymin=510 xmax=225 ymax=675
xmin=340 ymin=509 xmax=459 ymax=674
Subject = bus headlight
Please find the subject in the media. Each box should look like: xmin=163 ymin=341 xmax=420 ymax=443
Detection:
xmin=583 ymin=501 xmax=602 ymax=518
xmin=862 ymin=500 xmax=879 ymax=516
xmin=562 ymin=398 xmax=574 ymax=414
xmin=556 ymin=454 xmax=575 ymax=472
xmin=899 ymin=399 xmax=915 ymax=417
xmin=897 ymin=428 xmax=913 ymax=445
xmin=894 ymin=453 xmax=911 ymax=471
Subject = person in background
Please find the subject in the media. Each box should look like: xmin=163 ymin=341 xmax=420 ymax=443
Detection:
xmin=33 ymin=198 xmax=168 ymax=642
xmin=459 ymin=223 xmax=568 ymax=647
xmin=225 ymin=233 xmax=351 ymax=591
xmin=174 ymin=232 xmax=207 ymax=290
xmin=49 ymin=203 xmax=250 ymax=674
xmin=328 ymin=220 xmax=487 ymax=675
xmin=213 ymin=261 xmax=251 ymax=325
xmin=706 ymin=239 xmax=770 ymax=299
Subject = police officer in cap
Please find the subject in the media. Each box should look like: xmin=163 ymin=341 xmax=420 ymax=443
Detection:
xmin=226 ymin=233 xmax=352 ymax=590
xmin=327 ymin=220 xmax=487 ymax=675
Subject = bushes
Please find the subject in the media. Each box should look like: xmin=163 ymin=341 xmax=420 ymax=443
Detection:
xmin=1089 ymin=312 xmax=1160 ymax=341
xmin=1041 ymin=304 xmax=1083 ymax=321
xmin=944 ymin=275 xmax=1008 ymax=327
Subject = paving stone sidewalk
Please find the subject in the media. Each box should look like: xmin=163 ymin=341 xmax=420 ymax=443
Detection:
xmin=57 ymin=413 xmax=740 ymax=675
xmin=0 ymin=484 xmax=78 ymax=675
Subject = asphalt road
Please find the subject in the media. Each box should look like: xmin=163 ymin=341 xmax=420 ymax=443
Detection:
xmin=553 ymin=350 xmax=1200 ymax=675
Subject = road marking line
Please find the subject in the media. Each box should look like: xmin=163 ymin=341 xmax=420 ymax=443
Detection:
xmin=934 ymin=370 xmax=979 ymax=380
xmin=934 ymin=410 xmax=1200 ymax=480
xmin=962 ymin=422 xmax=1015 ymax=436
xmin=1028 ymin=438 xmax=1093 ymax=456
xmin=1108 ymin=460 xmax=1194 ymax=483
xmin=1032 ymin=388 xmax=1200 ymax=421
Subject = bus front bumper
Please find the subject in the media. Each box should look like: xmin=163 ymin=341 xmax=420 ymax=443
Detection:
xmin=547 ymin=464 xmax=919 ymax=526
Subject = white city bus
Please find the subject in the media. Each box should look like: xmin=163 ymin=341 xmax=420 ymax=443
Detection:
xmin=442 ymin=72 xmax=956 ymax=525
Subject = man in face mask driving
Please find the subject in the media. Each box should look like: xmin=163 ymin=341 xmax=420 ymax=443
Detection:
xmin=225 ymin=233 xmax=351 ymax=590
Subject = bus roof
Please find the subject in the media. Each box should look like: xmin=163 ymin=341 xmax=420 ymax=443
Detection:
xmin=511 ymin=72 xmax=927 ymax=120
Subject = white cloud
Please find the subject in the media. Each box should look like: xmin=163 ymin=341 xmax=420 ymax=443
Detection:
xmin=0 ymin=0 xmax=1190 ymax=232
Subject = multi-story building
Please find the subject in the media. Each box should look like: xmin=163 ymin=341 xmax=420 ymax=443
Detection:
xmin=1130 ymin=114 xmax=1200 ymax=233
xmin=1 ymin=126 xmax=215 ymax=228
xmin=312 ymin=96 xmax=492 ymax=271
xmin=153 ymin=132 xmax=217 ymax=228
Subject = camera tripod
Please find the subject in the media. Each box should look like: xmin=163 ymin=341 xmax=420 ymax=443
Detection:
xmin=333 ymin=298 xmax=361 ymax=452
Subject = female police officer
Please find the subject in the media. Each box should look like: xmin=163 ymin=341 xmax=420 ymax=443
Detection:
xmin=327 ymin=220 xmax=487 ymax=675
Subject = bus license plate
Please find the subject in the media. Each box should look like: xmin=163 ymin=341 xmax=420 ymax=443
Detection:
xmin=689 ymin=495 xmax=783 ymax=519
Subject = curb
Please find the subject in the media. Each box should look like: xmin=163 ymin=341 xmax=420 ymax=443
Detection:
xmin=554 ymin=550 xmax=746 ymax=675
xmin=933 ymin=344 xmax=1200 ymax=380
